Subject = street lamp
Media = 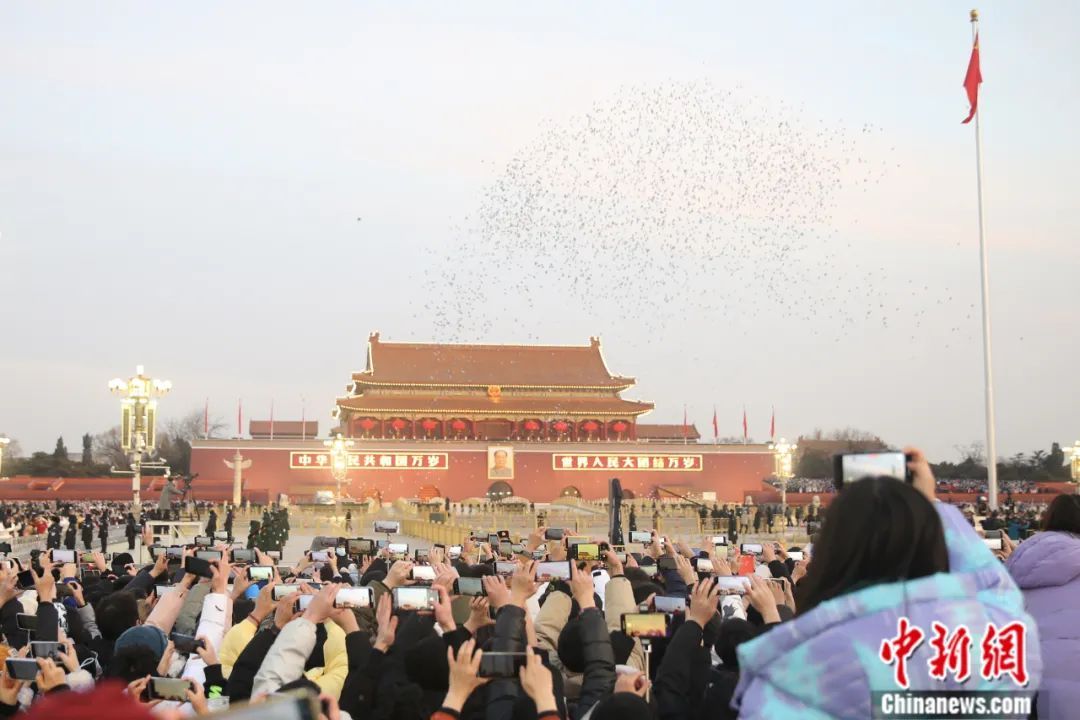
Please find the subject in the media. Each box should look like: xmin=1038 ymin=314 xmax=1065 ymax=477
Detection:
xmin=109 ymin=365 xmax=171 ymax=512
xmin=1066 ymin=441 xmax=1080 ymax=494
xmin=768 ymin=438 xmax=797 ymax=518
xmin=324 ymin=432 xmax=354 ymax=518
xmin=0 ymin=437 xmax=9 ymax=478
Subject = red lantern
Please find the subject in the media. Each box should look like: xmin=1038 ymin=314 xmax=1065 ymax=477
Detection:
xmin=582 ymin=420 xmax=599 ymax=433
xmin=359 ymin=418 xmax=376 ymax=431
xmin=612 ymin=421 xmax=628 ymax=433
xmin=421 ymin=419 xmax=438 ymax=432
xmin=451 ymin=419 xmax=467 ymax=432
xmin=553 ymin=421 xmax=569 ymax=433
xmin=390 ymin=418 xmax=407 ymax=431
xmin=523 ymin=420 xmax=540 ymax=432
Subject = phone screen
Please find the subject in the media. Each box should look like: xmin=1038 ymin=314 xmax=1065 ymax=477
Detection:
xmin=149 ymin=677 xmax=193 ymax=701
xmin=983 ymin=537 xmax=1003 ymax=550
xmin=787 ymin=551 xmax=804 ymax=561
xmin=184 ymin=556 xmax=214 ymax=578
xmin=387 ymin=543 xmax=408 ymax=557
xmin=535 ymin=561 xmax=571 ymax=581
xmin=479 ymin=652 xmax=527 ymax=678
xmin=654 ymin=596 xmax=687 ymax=613
xmin=454 ymin=577 xmax=485 ymax=596
xmin=334 ymin=587 xmax=374 ymax=609
xmin=544 ymin=528 xmax=565 ymax=541
xmin=373 ymin=521 xmax=400 ymax=534
xmin=838 ymin=452 xmax=908 ymax=485
xmin=51 ymin=550 xmax=75 ymax=563
xmin=273 ymin=584 xmax=301 ymax=600
xmin=29 ymin=641 xmax=62 ymax=660
xmin=622 ymin=612 xmax=668 ymax=638
xmin=716 ymin=576 xmax=751 ymax=594
xmin=309 ymin=551 xmax=330 ymax=562
xmin=571 ymin=543 xmax=600 ymax=561
xmin=411 ymin=565 xmax=437 ymax=581
xmin=195 ymin=550 xmax=223 ymax=562
xmin=392 ymin=586 xmax=436 ymax=612
xmin=740 ymin=543 xmax=763 ymax=555
xmin=695 ymin=558 xmax=714 ymax=572
xmin=248 ymin=565 xmax=274 ymax=581
xmin=6 ymin=658 xmax=40 ymax=681
xmin=232 ymin=549 xmax=256 ymax=564
xmin=494 ymin=561 xmax=516 ymax=576
xmin=629 ymin=531 xmax=652 ymax=544
xmin=347 ymin=539 xmax=374 ymax=555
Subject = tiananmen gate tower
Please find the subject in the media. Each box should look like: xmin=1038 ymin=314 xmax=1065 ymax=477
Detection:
xmin=187 ymin=333 xmax=774 ymax=503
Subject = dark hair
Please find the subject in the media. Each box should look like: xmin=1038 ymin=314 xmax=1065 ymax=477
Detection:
xmin=714 ymin=618 xmax=757 ymax=668
xmin=796 ymin=477 xmax=948 ymax=614
xmin=107 ymin=645 xmax=158 ymax=682
xmin=96 ymin=591 xmax=140 ymax=640
xmin=1041 ymin=494 xmax=1080 ymax=534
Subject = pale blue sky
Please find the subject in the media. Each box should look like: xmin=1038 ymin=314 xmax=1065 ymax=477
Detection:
xmin=1 ymin=1 xmax=1077 ymax=462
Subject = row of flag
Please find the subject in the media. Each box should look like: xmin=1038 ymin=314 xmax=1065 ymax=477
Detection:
xmin=683 ymin=406 xmax=776 ymax=444
xmin=203 ymin=398 xmax=307 ymax=440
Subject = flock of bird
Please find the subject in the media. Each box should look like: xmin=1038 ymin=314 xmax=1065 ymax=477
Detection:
xmin=409 ymin=80 xmax=970 ymax=349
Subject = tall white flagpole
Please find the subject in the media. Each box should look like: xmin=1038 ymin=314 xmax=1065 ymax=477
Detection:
xmin=970 ymin=9 xmax=999 ymax=509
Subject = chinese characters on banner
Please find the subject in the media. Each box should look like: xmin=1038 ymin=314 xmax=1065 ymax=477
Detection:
xmin=551 ymin=454 xmax=703 ymax=472
xmin=289 ymin=451 xmax=448 ymax=470
xmin=880 ymin=618 xmax=1028 ymax=689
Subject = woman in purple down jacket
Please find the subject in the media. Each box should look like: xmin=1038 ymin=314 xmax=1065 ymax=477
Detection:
xmin=1005 ymin=494 xmax=1080 ymax=720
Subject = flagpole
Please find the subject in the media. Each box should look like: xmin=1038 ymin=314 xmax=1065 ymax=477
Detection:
xmin=970 ymin=9 xmax=999 ymax=510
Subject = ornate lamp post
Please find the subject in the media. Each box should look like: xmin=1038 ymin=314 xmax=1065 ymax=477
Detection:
xmin=324 ymin=432 xmax=354 ymax=518
xmin=0 ymin=437 xmax=9 ymax=478
xmin=767 ymin=438 xmax=796 ymax=517
xmin=1066 ymin=441 xmax=1080 ymax=494
xmin=109 ymin=365 xmax=171 ymax=512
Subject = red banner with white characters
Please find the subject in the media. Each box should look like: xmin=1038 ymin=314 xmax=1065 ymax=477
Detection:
xmin=289 ymin=451 xmax=448 ymax=470
xmin=551 ymin=453 xmax=702 ymax=471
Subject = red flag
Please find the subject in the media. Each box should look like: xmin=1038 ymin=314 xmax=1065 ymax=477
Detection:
xmin=203 ymin=398 xmax=209 ymax=439
xmin=712 ymin=406 xmax=719 ymax=442
xmin=962 ymin=33 xmax=981 ymax=124
xmin=770 ymin=407 xmax=776 ymax=440
xmin=742 ymin=408 xmax=748 ymax=442
xmin=237 ymin=399 xmax=243 ymax=438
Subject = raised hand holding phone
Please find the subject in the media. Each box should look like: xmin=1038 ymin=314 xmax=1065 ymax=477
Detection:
xmin=746 ymin=575 xmax=781 ymax=624
xmin=688 ymin=576 xmax=721 ymax=628
xmin=569 ymin=560 xmax=595 ymax=609
xmin=443 ymin=639 xmax=489 ymax=711
xmin=518 ymin=647 xmax=557 ymax=713
xmin=510 ymin=560 xmax=538 ymax=607
xmin=373 ymin=594 xmax=398 ymax=652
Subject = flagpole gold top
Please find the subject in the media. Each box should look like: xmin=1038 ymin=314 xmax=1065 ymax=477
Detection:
xmin=970 ymin=9 xmax=979 ymax=22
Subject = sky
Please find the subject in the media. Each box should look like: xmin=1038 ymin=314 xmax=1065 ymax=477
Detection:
xmin=1 ymin=1 xmax=1077 ymax=463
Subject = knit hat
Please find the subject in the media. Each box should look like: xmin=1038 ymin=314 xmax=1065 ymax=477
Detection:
xmin=26 ymin=681 xmax=154 ymax=720
xmin=113 ymin=625 xmax=167 ymax=659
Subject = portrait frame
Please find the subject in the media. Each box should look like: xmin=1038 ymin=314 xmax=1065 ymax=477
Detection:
xmin=487 ymin=445 xmax=515 ymax=481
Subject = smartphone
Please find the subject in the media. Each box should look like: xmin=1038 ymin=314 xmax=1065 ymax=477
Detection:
xmin=711 ymin=535 xmax=728 ymax=546
xmin=740 ymin=543 xmax=763 ymax=555
xmin=414 ymin=548 xmax=430 ymax=563
xmin=411 ymin=565 xmax=437 ymax=582
xmin=309 ymin=550 xmax=330 ymax=563
xmin=5 ymin=658 xmax=40 ymax=681
xmin=717 ymin=576 xmax=751 ymax=594
xmin=654 ymin=596 xmax=687 ymax=614
xmin=169 ymin=632 xmax=205 ymax=654
xmin=373 ymin=521 xmax=400 ymax=534
xmin=984 ymin=529 xmax=1003 ymax=539
xmin=498 ymin=541 xmax=513 ymax=556
xmin=248 ymin=565 xmax=274 ymax=581
xmin=165 ymin=546 xmax=185 ymax=559
xmin=834 ymin=451 xmax=911 ymax=490
xmin=223 ymin=693 xmax=321 ymax=720
xmin=453 ymin=577 xmax=486 ymax=597
xmin=621 ymin=612 xmax=669 ymax=639
xmin=80 ymin=568 xmax=101 ymax=582
xmin=544 ymin=528 xmax=565 ymax=541
xmin=294 ymin=594 xmax=314 ymax=612
xmin=391 ymin=586 xmax=437 ymax=613
xmin=81 ymin=551 xmax=110 ymax=563
xmin=231 ymin=548 xmax=256 ymax=564
xmin=535 ymin=560 xmax=572 ymax=581
xmin=194 ymin=536 xmax=213 ymax=547
xmin=787 ymin=551 xmax=805 ymax=561
xmin=629 ymin=531 xmax=652 ymax=544
xmin=196 ymin=550 xmax=223 ymax=562
xmin=16 ymin=570 xmax=36 ymax=590
xmin=570 ymin=543 xmax=600 ymax=561
xmin=695 ymin=558 xmax=714 ymax=573
xmin=29 ymin=641 xmax=62 ymax=660
xmin=148 ymin=677 xmax=194 ymax=701
xmin=266 ymin=550 xmax=282 ymax=560
xmin=486 ymin=533 xmax=500 ymax=546
xmin=184 ymin=556 xmax=214 ymax=579
xmin=51 ymin=549 xmax=75 ymax=564
xmin=447 ymin=545 xmax=463 ymax=559
xmin=494 ymin=560 xmax=517 ymax=576
xmin=497 ymin=530 xmax=510 ymax=540
xmin=387 ymin=543 xmax=408 ymax=560
xmin=273 ymin=584 xmax=301 ymax=601
xmin=983 ymin=537 xmax=1004 ymax=550
xmin=348 ymin=539 xmax=374 ymax=556
xmin=155 ymin=584 xmax=176 ymax=598
xmin=657 ymin=556 xmax=678 ymax=571
xmin=479 ymin=651 xmax=528 ymax=678
xmin=334 ymin=586 xmax=374 ymax=609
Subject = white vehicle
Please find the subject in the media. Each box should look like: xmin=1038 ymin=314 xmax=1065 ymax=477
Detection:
xmin=313 ymin=491 xmax=335 ymax=505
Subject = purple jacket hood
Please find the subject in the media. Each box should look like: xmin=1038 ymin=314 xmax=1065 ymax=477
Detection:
xmin=1006 ymin=531 xmax=1080 ymax=590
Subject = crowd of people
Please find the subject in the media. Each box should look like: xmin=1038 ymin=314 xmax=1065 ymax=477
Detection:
xmin=0 ymin=448 xmax=1073 ymax=718
xmin=770 ymin=476 xmax=1055 ymax=496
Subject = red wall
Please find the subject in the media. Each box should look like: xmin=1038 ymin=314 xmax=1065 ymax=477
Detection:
xmin=189 ymin=441 xmax=774 ymax=503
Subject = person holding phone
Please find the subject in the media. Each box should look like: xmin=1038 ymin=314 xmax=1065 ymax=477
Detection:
xmin=731 ymin=448 xmax=1042 ymax=719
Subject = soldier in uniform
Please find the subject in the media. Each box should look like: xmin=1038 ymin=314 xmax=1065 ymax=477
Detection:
xmin=47 ymin=516 xmax=62 ymax=550
xmin=80 ymin=516 xmax=94 ymax=551
xmin=98 ymin=513 xmax=110 ymax=552
xmin=224 ymin=507 xmax=234 ymax=540
xmin=63 ymin=514 xmax=77 ymax=550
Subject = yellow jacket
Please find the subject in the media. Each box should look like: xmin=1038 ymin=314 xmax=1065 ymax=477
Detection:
xmin=219 ymin=617 xmax=349 ymax=699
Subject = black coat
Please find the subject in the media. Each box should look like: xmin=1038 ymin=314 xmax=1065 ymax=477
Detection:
xmin=63 ymin=524 xmax=77 ymax=550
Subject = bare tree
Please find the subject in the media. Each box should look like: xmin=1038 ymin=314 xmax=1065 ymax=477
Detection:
xmin=953 ymin=442 xmax=985 ymax=465
xmin=93 ymin=427 xmax=129 ymax=469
